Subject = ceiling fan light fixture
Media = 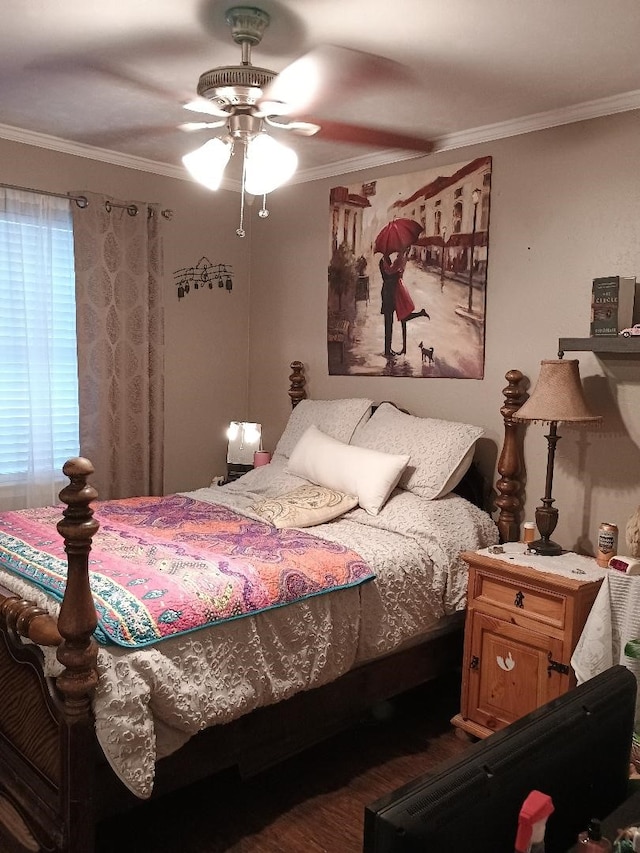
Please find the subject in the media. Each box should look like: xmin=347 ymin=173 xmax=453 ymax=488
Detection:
xmin=244 ymin=133 xmax=298 ymax=196
xmin=182 ymin=137 xmax=233 ymax=191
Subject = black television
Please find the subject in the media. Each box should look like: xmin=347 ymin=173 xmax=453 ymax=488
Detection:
xmin=364 ymin=665 xmax=636 ymax=853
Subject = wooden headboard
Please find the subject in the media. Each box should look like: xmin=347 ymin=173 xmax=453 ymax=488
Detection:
xmin=286 ymin=361 xmax=526 ymax=542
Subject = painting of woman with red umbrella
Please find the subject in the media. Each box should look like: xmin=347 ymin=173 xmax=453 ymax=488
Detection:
xmin=375 ymin=219 xmax=430 ymax=357
xmin=327 ymin=156 xmax=492 ymax=378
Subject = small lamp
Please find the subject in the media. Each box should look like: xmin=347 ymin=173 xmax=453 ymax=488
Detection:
xmin=226 ymin=421 xmax=262 ymax=482
xmin=514 ymin=359 xmax=601 ymax=556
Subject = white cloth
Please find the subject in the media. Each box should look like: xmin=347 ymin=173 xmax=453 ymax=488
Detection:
xmin=571 ymin=570 xmax=640 ymax=728
xmin=476 ymin=542 xmax=607 ymax=582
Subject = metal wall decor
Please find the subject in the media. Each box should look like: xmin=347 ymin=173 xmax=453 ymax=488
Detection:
xmin=174 ymin=256 xmax=233 ymax=299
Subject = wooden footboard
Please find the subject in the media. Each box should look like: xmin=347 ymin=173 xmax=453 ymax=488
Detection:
xmin=0 ymin=363 xmax=526 ymax=852
xmin=0 ymin=458 xmax=100 ymax=853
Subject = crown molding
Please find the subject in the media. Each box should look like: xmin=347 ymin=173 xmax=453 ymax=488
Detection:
xmin=296 ymin=89 xmax=640 ymax=182
xmin=0 ymin=123 xmax=187 ymax=179
xmin=288 ymin=148 xmax=424 ymax=185
xmin=1 ymin=89 xmax=639 ymax=188
xmin=432 ymin=88 xmax=640 ymax=153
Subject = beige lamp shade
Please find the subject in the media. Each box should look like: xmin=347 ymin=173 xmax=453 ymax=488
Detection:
xmin=514 ymin=359 xmax=602 ymax=425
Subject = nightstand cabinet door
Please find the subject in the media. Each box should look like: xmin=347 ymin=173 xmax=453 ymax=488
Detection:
xmin=466 ymin=612 xmax=566 ymax=733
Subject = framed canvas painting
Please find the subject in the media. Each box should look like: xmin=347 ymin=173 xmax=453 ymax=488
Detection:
xmin=327 ymin=156 xmax=491 ymax=378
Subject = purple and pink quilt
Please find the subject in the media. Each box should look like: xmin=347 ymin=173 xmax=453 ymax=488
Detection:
xmin=0 ymin=495 xmax=373 ymax=648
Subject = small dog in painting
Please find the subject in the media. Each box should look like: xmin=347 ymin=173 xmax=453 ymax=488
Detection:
xmin=418 ymin=341 xmax=434 ymax=364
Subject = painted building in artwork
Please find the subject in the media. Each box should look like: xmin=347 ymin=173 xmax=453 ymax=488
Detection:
xmin=391 ymin=156 xmax=492 ymax=283
xmin=329 ymin=185 xmax=372 ymax=257
xmin=328 ymin=185 xmax=373 ymax=314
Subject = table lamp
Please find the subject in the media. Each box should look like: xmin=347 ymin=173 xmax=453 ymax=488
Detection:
xmin=226 ymin=421 xmax=262 ymax=482
xmin=514 ymin=359 xmax=601 ymax=556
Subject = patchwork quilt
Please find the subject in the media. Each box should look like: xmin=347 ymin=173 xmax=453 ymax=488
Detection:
xmin=0 ymin=495 xmax=373 ymax=648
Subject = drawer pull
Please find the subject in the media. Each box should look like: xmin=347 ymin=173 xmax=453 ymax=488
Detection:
xmin=469 ymin=655 xmax=479 ymax=670
xmin=547 ymin=652 xmax=569 ymax=677
xmin=514 ymin=590 xmax=525 ymax=608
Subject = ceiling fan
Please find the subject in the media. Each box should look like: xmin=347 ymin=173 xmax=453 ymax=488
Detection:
xmin=179 ymin=5 xmax=435 ymax=236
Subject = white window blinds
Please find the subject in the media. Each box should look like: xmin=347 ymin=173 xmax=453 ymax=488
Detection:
xmin=0 ymin=189 xmax=79 ymax=509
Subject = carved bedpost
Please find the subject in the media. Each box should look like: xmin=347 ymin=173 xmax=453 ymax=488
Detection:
xmin=495 ymin=369 xmax=527 ymax=543
xmin=55 ymin=457 xmax=99 ymax=721
xmin=288 ymin=360 xmax=307 ymax=409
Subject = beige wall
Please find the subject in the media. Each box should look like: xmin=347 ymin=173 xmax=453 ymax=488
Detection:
xmin=0 ymin=137 xmax=251 ymax=495
xmin=248 ymin=110 xmax=640 ymax=557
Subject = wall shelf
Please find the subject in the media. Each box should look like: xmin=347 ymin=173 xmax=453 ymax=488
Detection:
xmin=558 ymin=337 xmax=640 ymax=355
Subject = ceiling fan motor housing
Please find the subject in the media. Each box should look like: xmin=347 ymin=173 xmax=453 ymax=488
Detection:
xmin=197 ymin=66 xmax=276 ymax=108
xmin=198 ymin=7 xmax=275 ymax=109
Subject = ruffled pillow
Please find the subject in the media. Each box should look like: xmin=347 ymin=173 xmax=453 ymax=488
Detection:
xmin=351 ymin=402 xmax=483 ymax=500
xmin=273 ymin=398 xmax=373 ymax=459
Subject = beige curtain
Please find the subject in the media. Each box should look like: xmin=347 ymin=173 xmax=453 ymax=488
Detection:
xmin=72 ymin=192 xmax=164 ymax=500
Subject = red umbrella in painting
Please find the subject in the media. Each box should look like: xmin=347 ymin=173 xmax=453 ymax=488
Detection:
xmin=374 ymin=218 xmax=424 ymax=255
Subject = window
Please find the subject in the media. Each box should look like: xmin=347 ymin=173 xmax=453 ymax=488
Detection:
xmin=0 ymin=189 xmax=79 ymax=508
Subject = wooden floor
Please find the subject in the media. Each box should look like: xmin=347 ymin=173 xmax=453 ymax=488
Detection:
xmin=96 ymin=671 xmax=471 ymax=853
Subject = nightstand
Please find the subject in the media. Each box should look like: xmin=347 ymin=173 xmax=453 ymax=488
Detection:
xmin=221 ymin=462 xmax=253 ymax=485
xmin=451 ymin=546 xmax=605 ymax=739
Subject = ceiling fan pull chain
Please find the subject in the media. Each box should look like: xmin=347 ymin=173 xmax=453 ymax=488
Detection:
xmin=236 ymin=143 xmax=248 ymax=238
xmin=258 ymin=194 xmax=269 ymax=218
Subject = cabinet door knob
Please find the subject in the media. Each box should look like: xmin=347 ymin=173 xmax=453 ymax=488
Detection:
xmin=470 ymin=655 xmax=479 ymax=670
xmin=514 ymin=590 xmax=525 ymax=608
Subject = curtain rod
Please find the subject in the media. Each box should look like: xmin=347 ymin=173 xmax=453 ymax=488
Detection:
xmin=0 ymin=181 xmax=173 ymax=219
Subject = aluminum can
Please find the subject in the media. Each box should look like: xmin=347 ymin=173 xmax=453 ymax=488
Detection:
xmin=596 ymin=522 xmax=618 ymax=567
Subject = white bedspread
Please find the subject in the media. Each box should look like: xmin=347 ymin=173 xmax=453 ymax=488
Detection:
xmin=0 ymin=457 xmax=498 ymax=798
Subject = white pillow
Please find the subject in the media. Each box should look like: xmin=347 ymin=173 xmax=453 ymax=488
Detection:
xmin=286 ymin=425 xmax=409 ymax=515
xmin=351 ymin=402 xmax=483 ymax=500
xmin=251 ymin=485 xmax=358 ymax=529
xmin=274 ymin=398 xmax=373 ymax=459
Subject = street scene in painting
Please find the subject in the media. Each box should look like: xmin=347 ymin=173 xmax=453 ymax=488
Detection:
xmin=327 ymin=157 xmax=491 ymax=378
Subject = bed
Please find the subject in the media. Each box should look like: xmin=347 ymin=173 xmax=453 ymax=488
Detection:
xmin=0 ymin=361 xmax=527 ymax=853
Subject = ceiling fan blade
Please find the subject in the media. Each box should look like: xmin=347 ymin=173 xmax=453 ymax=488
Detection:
xmin=259 ymin=44 xmax=418 ymax=117
xmin=178 ymin=120 xmax=227 ymax=132
xmin=182 ymin=97 xmax=230 ymax=118
xmin=46 ymin=56 xmax=195 ymax=106
xmin=73 ymin=124 xmax=183 ymax=147
xmin=308 ymin=119 xmax=434 ymax=153
xmin=263 ymin=115 xmax=321 ymax=136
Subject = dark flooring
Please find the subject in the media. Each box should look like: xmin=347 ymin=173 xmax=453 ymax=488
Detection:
xmin=96 ymin=671 xmax=470 ymax=852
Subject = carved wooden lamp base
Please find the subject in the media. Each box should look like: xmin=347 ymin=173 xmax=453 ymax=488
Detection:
xmin=528 ymin=504 xmax=563 ymax=556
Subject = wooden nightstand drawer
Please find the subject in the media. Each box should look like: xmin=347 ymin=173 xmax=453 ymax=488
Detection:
xmin=474 ymin=571 xmax=566 ymax=630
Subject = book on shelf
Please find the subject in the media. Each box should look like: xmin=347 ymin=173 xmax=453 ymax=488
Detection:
xmin=590 ymin=275 xmax=638 ymax=336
